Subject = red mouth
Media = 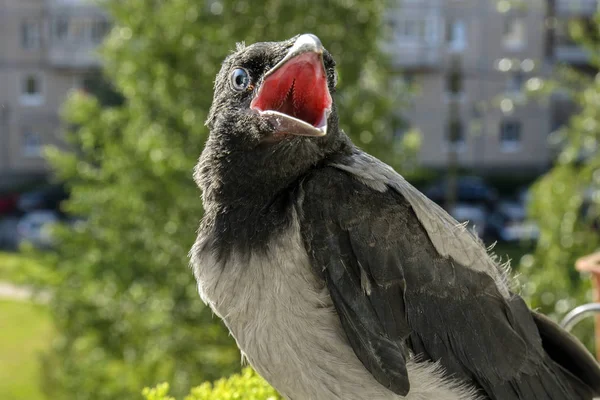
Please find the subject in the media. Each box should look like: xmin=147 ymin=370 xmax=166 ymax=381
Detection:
xmin=250 ymin=52 xmax=332 ymax=134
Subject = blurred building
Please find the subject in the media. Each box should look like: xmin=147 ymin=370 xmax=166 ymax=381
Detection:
xmin=547 ymin=0 xmax=598 ymax=137
xmin=0 ymin=0 xmax=109 ymax=180
xmin=0 ymin=0 xmax=596 ymax=180
xmin=385 ymin=0 xmax=597 ymax=175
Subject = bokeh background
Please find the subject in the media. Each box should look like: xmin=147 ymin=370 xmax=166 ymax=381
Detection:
xmin=1 ymin=0 xmax=599 ymax=398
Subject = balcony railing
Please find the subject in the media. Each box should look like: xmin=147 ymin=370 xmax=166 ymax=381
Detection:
xmin=556 ymin=0 xmax=598 ymax=15
xmin=46 ymin=0 xmax=110 ymax=68
xmin=383 ymin=11 xmax=443 ymax=70
xmin=384 ymin=43 xmax=443 ymax=70
xmin=554 ymin=45 xmax=592 ymax=64
xmin=48 ymin=45 xmax=102 ymax=68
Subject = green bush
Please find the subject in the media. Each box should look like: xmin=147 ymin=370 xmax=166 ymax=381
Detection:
xmin=143 ymin=368 xmax=280 ymax=400
xmin=41 ymin=0 xmax=415 ymax=398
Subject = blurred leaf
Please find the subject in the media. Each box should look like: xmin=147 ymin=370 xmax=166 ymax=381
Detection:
xmin=143 ymin=368 xmax=280 ymax=400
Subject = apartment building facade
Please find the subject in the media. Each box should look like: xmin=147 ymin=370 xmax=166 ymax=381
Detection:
xmin=0 ymin=0 xmax=109 ymax=179
xmin=386 ymin=0 xmax=596 ymax=174
xmin=0 ymin=0 xmax=595 ymax=178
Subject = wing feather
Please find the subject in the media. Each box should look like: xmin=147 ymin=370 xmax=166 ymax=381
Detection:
xmin=297 ymin=149 xmax=600 ymax=399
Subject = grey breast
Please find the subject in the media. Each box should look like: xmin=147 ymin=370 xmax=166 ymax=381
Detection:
xmin=191 ymin=213 xmax=480 ymax=400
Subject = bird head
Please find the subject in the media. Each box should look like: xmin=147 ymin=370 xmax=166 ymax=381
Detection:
xmin=198 ymin=34 xmax=348 ymax=204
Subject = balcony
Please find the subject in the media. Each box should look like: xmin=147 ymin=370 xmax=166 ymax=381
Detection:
xmin=554 ymin=45 xmax=592 ymax=64
xmin=384 ymin=10 xmax=443 ymax=70
xmin=556 ymin=0 xmax=598 ymax=16
xmin=48 ymin=43 xmax=103 ymax=68
xmin=46 ymin=0 xmax=110 ymax=68
xmin=385 ymin=44 xmax=442 ymax=70
xmin=551 ymin=14 xmax=595 ymax=65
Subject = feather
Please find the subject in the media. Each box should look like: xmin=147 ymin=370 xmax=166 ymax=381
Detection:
xmin=298 ymin=149 xmax=600 ymax=399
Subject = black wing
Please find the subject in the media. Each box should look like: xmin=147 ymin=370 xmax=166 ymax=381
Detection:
xmin=298 ymin=150 xmax=600 ymax=400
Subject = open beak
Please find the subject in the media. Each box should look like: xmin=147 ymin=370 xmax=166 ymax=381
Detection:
xmin=250 ymin=34 xmax=332 ymax=137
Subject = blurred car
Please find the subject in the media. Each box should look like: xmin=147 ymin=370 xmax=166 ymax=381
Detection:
xmin=449 ymin=203 xmax=488 ymax=238
xmin=517 ymin=187 xmax=532 ymax=206
xmin=424 ymin=176 xmax=498 ymax=208
xmin=0 ymin=217 xmax=19 ymax=250
xmin=17 ymin=184 xmax=68 ymax=214
xmin=0 ymin=174 xmax=50 ymax=217
xmin=0 ymin=193 xmax=18 ymax=217
xmin=16 ymin=210 xmax=60 ymax=249
xmin=486 ymin=201 xmax=539 ymax=242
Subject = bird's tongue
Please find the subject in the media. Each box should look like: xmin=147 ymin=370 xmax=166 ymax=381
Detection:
xmin=250 ymin=52 xmax=331 ymax=127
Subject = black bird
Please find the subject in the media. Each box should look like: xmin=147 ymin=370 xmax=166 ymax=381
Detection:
xmin=191 ymin=34 xmax=600 ymax=400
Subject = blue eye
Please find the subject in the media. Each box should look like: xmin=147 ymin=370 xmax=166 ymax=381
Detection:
xmin=231 ymin=68 xmax=250 ymax=91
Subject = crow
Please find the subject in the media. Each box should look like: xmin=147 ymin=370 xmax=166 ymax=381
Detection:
xmin=191 ymin=33 xmax=600 ymax=400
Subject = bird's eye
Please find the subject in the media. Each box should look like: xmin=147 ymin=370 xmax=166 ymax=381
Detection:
xmin=231 ymin=68 xmax=250 ymax=91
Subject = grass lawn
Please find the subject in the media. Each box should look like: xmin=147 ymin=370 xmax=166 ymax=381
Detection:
xmin=0 ymin=252 xmax=38 ymax=283
xmin=0 ymin=300 xmax=53 ymax=400
xmin=0 ymin=251 xmax=55 ymax=286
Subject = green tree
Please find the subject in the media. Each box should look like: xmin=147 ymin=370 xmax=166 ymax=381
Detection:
xmin=522 ymin=12 xmax=600 ymax=349
xmin=42 ymin=0 xmax=414 ymax=398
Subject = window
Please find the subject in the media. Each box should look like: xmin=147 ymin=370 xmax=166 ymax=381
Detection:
xmin=503 ymin=15 xmax=525 ymax=50
xmin=53 ymin=16 xmax=111 ymax=45
xmin=399 ymin=19 xmax=426 ymax=39
xmin=393 ymin=16 xmax=438 ymax=45
xmin=21 ymin=20 xmax=41 ymax=49
xmin=91 ymin=19 xmax=111 ymax=43
xmin=53 ymin=16 xmax=70 ymax=43
xmin=500 ymin=120 xmax=522 ymax=151
xmin=506 ymin=72 xmax=524 ymax=94
xmin=447 ymin=19 xmax=466 ymax=52
xmin=22 ymin=129 xmax=42 ymax=157
xmin=445 ymin=59 xmax=464 ymax=97
xmin=20 ymin=74 xmax=44 ymax=106
xmin=24 ymin=76 xmax=39 ymax=95
xmin=70 ymin=18 xmax=87 ymax=44
xmin=402 ymin=73 xmax=415 ymax=86
xmin=447 ymin=119 xmax=465 ymax=151
xmin=72 ymin=74 xmax=95 ymax=93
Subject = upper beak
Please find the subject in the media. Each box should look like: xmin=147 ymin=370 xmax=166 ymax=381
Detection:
xmin=251 ymin=34 xmax=332 ymax=138
xmin=264 ymin=34 xmax=325 ymax=80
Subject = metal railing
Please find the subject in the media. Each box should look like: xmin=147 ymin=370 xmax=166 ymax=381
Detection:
xmin=560 ymin=303 xmax=600 ymax=332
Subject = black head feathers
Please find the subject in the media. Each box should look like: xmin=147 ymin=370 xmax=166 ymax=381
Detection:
xmin=197 ymin=34 xmax=351 ymax=206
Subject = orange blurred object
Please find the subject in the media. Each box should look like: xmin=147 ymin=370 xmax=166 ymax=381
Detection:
xmin=575 ymin=252 xmax=600 ymax=360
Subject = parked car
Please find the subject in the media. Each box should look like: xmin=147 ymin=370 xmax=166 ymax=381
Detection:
xmin=424 ymin=176 xmax=498 ymax=208
xmin=449 ymin=203 xmax=488 ymax=239
xmin=0 ymin=174 xmax=49 ymax=217
xmin=0 ymin=193 xmax=18 ymax=217
xmin=517 ymin=187 xmax=533 ymax=206
xmin=0 ymin=216 xmax=19 ymax=250
xmin=17 ymin=184 xmax=68 ymax=214
xmin=16 ymin=210 xmax=61 ymax=249
xmin=486 ymin=201 xmax=539 ymax=242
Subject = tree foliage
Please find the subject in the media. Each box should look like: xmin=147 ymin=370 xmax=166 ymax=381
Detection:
xmin=522 ymin=12 xmax=600 ymax=348
xmin=142 ymin=368 xmax=280 ymax=400
xmin=41 ymin=0 xmax=413 ymax=398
